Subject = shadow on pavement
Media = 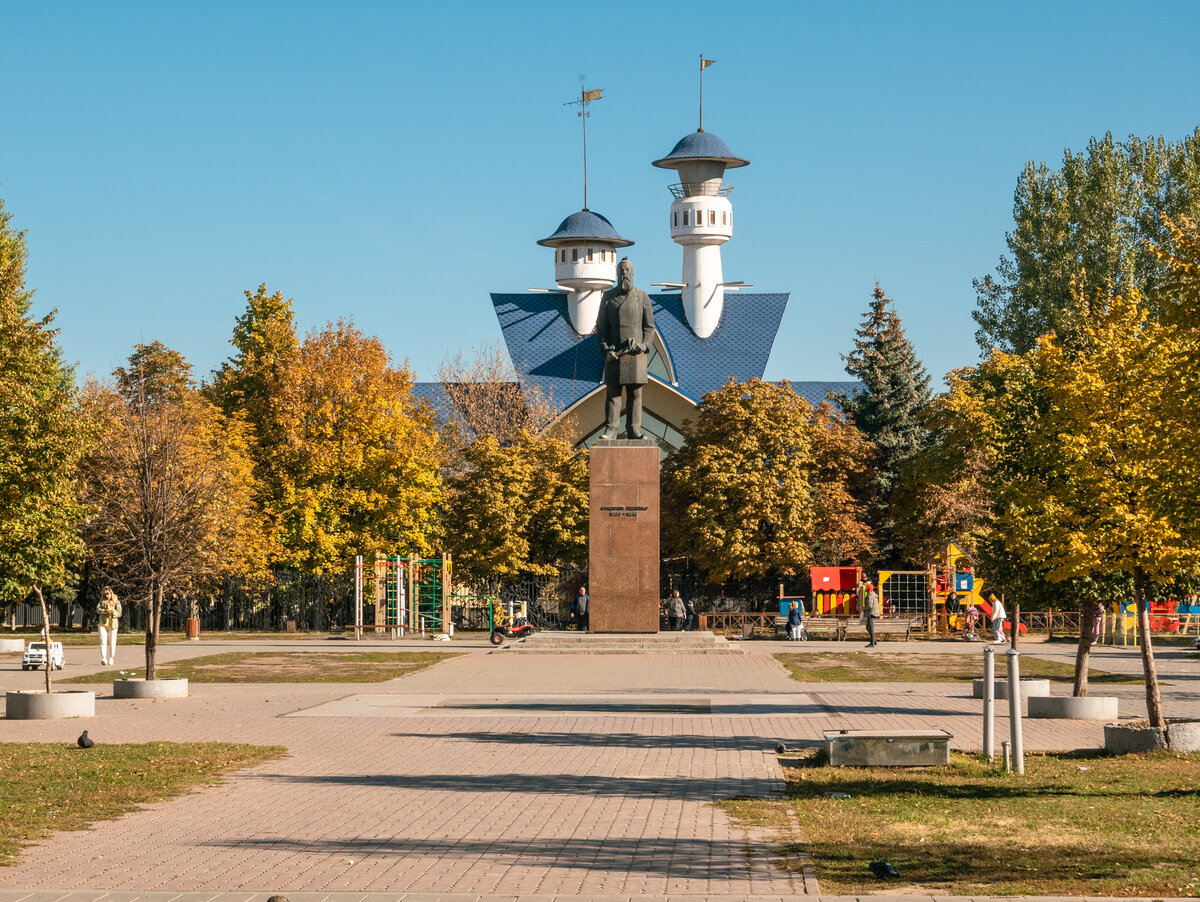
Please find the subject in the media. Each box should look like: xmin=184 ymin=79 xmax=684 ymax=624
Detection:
xmin=388 ymin=729 xmax=790 ymax=750
xmin=194 ymin=834 xmax=776 ymax=881
xmin=244 ymin=769 xmax=778 ymax=799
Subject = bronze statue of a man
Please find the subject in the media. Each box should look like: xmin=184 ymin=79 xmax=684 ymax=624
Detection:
xmin=597 ymin=257 xmax=655 ymax=440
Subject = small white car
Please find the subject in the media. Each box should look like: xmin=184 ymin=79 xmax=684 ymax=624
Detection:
xmin=21 ymin=641 xmax=65 ymax=671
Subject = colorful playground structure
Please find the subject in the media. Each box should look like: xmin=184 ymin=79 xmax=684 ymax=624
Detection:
xmin=352 ymin=553 xmax=452 ymax=638
xmin=800 ymin=542 xmax=1016 ymax=636
xmin=1101 ymin=596 xmax=1200 ymax=644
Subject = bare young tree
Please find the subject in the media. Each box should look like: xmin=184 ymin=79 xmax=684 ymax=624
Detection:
xmin=435 ymin=340 xmax=556 ymax=457
xmin=81 ymin=348 xmax=262 ymax=679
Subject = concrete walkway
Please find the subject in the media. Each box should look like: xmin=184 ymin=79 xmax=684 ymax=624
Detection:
xmin=1 ymin=633 xmax=1196 ymax=898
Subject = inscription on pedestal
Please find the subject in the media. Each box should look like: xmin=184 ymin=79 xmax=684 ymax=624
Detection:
xmin=589 ymin=441 xmax=660 ymax=633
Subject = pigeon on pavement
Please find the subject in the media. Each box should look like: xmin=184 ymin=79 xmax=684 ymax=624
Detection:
xmin=77 ymin=730 xmax=95 ymax=749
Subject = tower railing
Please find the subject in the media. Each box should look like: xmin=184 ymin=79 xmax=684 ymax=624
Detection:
xmin=668 ymin=182 xmax=734 ymax=198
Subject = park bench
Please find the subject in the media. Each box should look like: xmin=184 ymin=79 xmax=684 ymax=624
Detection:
xmin=840 ymin=617 xmax=917 ymax=642
xmin=775 ymin=615 xmax=844 ymax=640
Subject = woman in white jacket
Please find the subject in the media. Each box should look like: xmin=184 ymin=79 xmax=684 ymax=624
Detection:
xmin=990 ymin=595 xmax=1007 ymax=643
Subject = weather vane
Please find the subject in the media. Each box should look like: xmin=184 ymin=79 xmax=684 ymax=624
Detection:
xmin=564 ymin=76 xmax=603 ymax=211
xmin=699 ymin=55 xmax=716 ymax=131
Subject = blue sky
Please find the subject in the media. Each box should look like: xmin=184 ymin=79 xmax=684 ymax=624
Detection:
xmin=4 ymin=1 xmax=1200 ymax=387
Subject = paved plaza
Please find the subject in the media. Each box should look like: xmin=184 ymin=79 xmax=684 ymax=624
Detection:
xmin=2 ymin=633 xmax=1198 ymax=901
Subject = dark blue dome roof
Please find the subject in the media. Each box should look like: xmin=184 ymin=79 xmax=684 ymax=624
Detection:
xmin=537 ymin=209 xmax=634 ymax=248
xmin=652 ymin=130 xmax=749 ymax=170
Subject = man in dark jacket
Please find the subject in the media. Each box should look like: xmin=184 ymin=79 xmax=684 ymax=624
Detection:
xmin=575 ymin=586 xmax=589 ymax=632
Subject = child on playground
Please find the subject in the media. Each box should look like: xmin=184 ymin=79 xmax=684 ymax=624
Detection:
xmin=964 ymin=604 xmax=980 ymax=641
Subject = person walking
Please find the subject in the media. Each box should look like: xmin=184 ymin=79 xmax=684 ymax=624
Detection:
xmin=991 ymin=594 xmax=1007 ymax=643
xmin=864 ymin=582 xmax=880 ymax=647
xmin=575 ymin=586 xmax=589 ymax=633
xmin=786 ymin=600 xmax=804 ymax=641
xmin=683 ymin=596 xmax=696 ymax=631
xmin=97 ymin=586 xmax=121 ymax=666
xmin=668 ymin=590 xmax=686 ymax=631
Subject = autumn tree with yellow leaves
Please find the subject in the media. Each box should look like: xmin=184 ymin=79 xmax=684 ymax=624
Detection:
xmin=663 ymin=380 xmax=817 ymax=583
xmin=270 ymin=319 xmax=443 ymax=572
xmin=443 ymin=431 xmax=587 ymax=582
xmin=996 ymin=289 xmax=1197 ymax=728
xmin=809 ymin=402 xmax=875 ymax=567
xmin=82 ymin=343 xmax=266 ymax=679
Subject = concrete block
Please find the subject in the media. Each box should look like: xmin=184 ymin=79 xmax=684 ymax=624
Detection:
xmin=1027 ymin=695 xmax=1118 ymax=720
xmin=113 ymin=678 xmax=189 ymax=699
xmin=6 ymin=689 xmax=95 ymax=719
xmin=971 ymin=678 xmax=1051 ymax=699
xmin=824 ymin=729 xmax=951 ymax=766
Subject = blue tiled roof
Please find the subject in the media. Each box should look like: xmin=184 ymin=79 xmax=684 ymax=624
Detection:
xmin=491 ymin=291 xmax=793 ymax=413
xmin=415 ymin=379 xmax=864 ymax=420
xmin=785 ymin=381 xmax=865 ymax=410
xmin=411 ymin=382 xmax=448 ymax=409
xmin=652 ymin=130 xmax=749 ymax=170
xmin=537 ymin=209 xmax=634 ymax=248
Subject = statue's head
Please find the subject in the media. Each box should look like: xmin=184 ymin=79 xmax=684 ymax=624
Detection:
xmin=617 ymin=257 xmax=633 ymax=292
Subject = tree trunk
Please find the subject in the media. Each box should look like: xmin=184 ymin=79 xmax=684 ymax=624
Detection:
xmin=1133 ymin=565 xmax=1165 ymax=729
xmin=1072 ymin=599 xmax=1099 ymax=697
xmin=33 ymin=586 xmax=53 ymax=694
xmin=76 ymin=558 xmax=94 ymax=631
xmin=145 ymin=581 xmax=162 ymax=681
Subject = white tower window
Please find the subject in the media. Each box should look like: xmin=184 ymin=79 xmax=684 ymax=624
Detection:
xmin=722 ymin=210 xmax=727 ymax=225
xmin=673 ymin=211 xmax=678 ymax=227
xmin=683 ymin=211 xmax=689 ymax=226
xmin=709 ymin=210 xmax=716 ymax=226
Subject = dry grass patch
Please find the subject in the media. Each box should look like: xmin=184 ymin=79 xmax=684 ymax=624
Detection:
xmin=0 ymin=742 xmax=285 ymax=866
xmin=775 ymin=651 xmax=1140 ymax=683
xmin=0 ymin=631 xmax=184 ymax=648
xmin=62 ymin=650 xmax=461 ymax=683
xmin=736 ymin=748 xmax=1200 ymax=896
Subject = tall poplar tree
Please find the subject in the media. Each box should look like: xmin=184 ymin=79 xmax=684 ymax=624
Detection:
xmin=0 ymin=197 xmax=88 ymax=692
xmin=973 ymin=128 xmax=1200 ymax=354
xmin=832 ymin=284 xmax=932 ymax=566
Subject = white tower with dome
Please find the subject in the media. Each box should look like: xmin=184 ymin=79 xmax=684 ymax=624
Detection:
xmin=536 ymin=210 xmax=633 ymax=335
xmin=652 ymin=130 xmax=749 ymax=338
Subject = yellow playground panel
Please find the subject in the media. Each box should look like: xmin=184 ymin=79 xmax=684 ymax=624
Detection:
xmin=878 ymin=542 xmax=996 ymax=634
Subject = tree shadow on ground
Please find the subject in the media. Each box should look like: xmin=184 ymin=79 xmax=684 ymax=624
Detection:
xmin=388 ymin=729 xmax=793 ymax=751
xmin=195 ymin=834 xmax=784 ymax=883
xmin=246 ymin=769 xmax=778 ymax=800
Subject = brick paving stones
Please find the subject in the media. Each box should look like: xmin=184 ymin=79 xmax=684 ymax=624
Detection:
xmin=1 ymin=634 xmax=1197 ymax=899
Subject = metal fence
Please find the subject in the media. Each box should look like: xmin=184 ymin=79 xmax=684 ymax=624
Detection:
xmin=119 ymin=570 xmax=355 ymax=634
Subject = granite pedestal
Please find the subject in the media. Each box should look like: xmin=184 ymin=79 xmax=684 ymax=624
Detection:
xmin=589 ymin=439 xmax=660 ymax=633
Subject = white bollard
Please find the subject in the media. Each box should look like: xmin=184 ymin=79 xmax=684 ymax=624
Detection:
xmin=983 ymin=644 xmax=996 ymax=760
xmin=1007 ymin=648 xmax=1025 ymax=775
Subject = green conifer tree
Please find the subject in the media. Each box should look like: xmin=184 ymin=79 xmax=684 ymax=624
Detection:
xmin=832 ymin=284 xmax=932 ymax=567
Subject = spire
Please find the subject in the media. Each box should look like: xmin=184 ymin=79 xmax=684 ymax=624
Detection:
xmin=564 ymin=76 xmax=604 ymax=211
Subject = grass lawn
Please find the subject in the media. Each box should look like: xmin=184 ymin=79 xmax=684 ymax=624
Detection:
xmin=721 ymin=749 xmax=1200 ymax=896
xmin=0 ymin=742 xmax=285 ymax=866
xmin=61 ymin=650 xmax=462 ymax=684
xmin=775 ymin=651 xmax=1142 ymax=683
xmin=1 ymin=631 xmax=186 ymax=648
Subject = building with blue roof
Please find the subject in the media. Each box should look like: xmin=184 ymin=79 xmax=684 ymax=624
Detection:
xmin=456 ymin=123 xmax=862 ymax=451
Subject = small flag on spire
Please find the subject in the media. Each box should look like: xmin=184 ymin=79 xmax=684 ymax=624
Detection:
xmin=701 ymin=58 xmax=717 ymax=69
xmin=582 ymin=88 xmax=603 ymax=102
